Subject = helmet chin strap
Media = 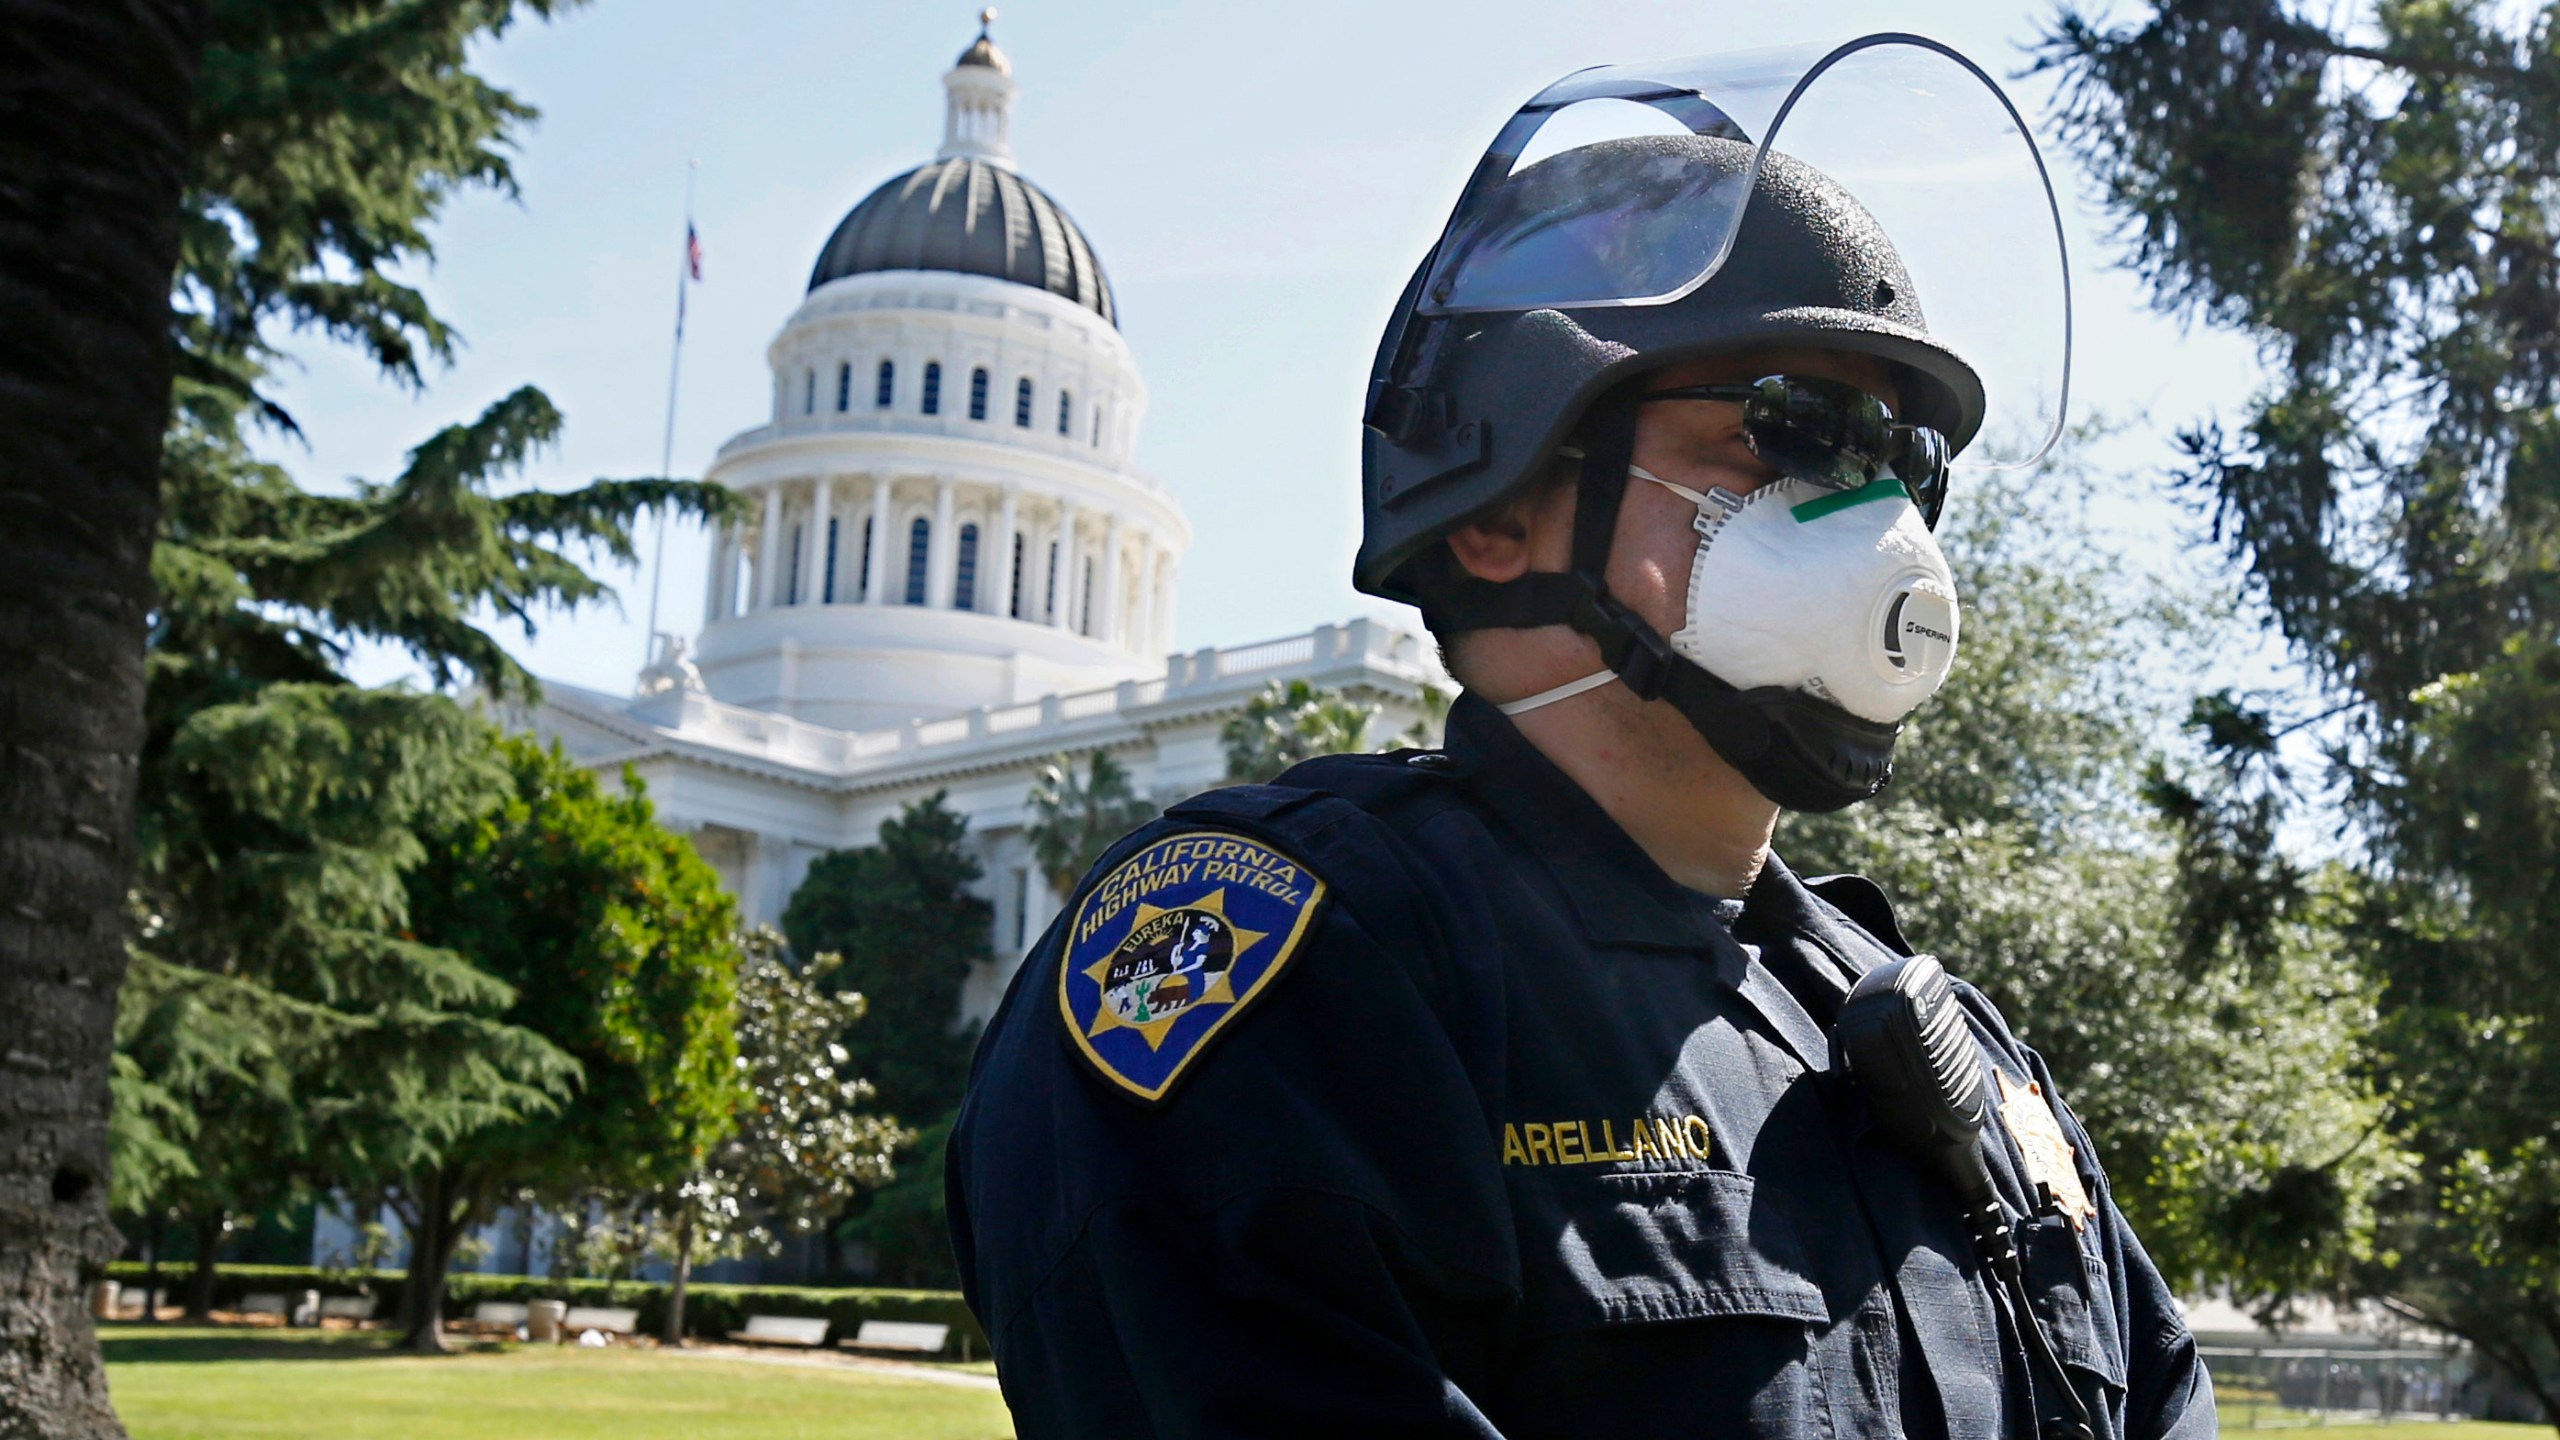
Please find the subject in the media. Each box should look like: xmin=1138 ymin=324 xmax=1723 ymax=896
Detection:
xmin=1421 ymin=388 xmax=1902 ymax=813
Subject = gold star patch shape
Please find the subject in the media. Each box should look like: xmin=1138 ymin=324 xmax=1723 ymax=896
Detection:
xmin=1082 ymin=888 xmax=1267 ymax=1052
xmin=1997 ymin=1067 xmax=2099 ymax=1232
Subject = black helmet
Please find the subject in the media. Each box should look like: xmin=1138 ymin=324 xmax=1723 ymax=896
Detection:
xmin=1357 ymin=133 xmax=1985 ymax=605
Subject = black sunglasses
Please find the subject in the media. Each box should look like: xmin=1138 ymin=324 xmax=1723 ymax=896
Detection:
xmin=1638 ymin=374 xmax=1950 ymax=527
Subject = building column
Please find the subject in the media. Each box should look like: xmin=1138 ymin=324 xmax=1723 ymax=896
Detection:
xmin=754 ymin=484 xmax=784 ymax=611
xmin=1155 ymin=559 xmax=1178 ymax=654
xmin=864 ymin=475 xmax=892 ymax=604
xmin=1130 ymin=532 xmax=1154 ymax=657
xmin=928 ymin=476 xmax=958 ymax=608
xmin=1051 ymin=497 xmax=1079 ymax=631
xmin=702 ymin=524 xmax=731 ymax=621
xmin=799 ymin=477 xmax=831 ymax=606
xmin=808 ymin=476 xmax=836 ymax=604
xmin=1099 ymin=514 xmax=1125 ymax=646
xmin=993 ymin=485 xmax=1020 ymax=620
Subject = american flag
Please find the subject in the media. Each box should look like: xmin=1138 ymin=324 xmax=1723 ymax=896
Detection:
xmin=686 ymin=222 xmax=703 ymax=281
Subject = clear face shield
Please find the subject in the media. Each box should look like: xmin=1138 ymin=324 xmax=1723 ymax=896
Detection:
xmin=1417 ymin=34 xmax=2072 ymax=470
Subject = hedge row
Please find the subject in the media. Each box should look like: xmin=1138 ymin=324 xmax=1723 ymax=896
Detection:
xmin=105 ymin=1262 xmax=986 ymax=1357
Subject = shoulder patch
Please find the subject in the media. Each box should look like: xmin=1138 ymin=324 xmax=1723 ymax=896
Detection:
xmin=1057 ymin=829 xmax=1328 ymax=1104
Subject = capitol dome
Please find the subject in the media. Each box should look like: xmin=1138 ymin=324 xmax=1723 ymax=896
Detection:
xmin=682 ymin=15 xmax=1183 ymax=734
xmin=807 ymin=158 xmax=1115 ymax=325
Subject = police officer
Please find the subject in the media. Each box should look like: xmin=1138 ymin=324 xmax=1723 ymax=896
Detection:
xmin=951 ymin=39 xmax=2215 ymax=1439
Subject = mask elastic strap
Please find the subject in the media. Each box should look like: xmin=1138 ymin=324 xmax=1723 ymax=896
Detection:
xmin=1627 ymin=463 xmax=1717 ymax=510
xmin=1496 ymin=668 xmax=1618 ymax=717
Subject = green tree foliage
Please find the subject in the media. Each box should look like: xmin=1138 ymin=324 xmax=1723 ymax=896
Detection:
xmin=113 ymin=0 xmax=739 ymax=1346
xmin=783 ymin=798 xmax=989 ymax=1122
xmin=2040 ymin=0 xmax=2560 ymax=1416
xmin=121 ymin=689 xmax=577 ymax=1312
xmin=175 ymin=0 xmax=573 ymax=427
xmin=579 ymin=931 xmax=906 ymax=1342
xmin=395 ymin=736 xmax=746 ymax=1350
xmin=1783 ymin=455 xmax=2401 ymax=1309
xmin=782 ymin=796 xmax=991 ymax=1287
xmin=1222 ymin=680 xmax=1382 ymax=784
xmin=1024 ymin=752 xmax=1160 ymax=898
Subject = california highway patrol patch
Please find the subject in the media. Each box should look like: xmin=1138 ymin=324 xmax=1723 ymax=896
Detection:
xmin=1058 ymin=830 xmax=1327 ymax=1104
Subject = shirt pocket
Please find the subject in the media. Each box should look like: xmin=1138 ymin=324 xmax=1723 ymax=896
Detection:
xmin=2019 ymin=1215 xmax=2128 ymax=1391
xmin=1514 ymin=1166 xmax=1829 ymax=1337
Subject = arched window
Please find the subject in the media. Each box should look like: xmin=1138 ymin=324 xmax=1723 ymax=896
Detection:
xmin=822 ymin=517 xmax=840 ymax=602
xmin=955 ymin=523 xmax=981 ymax=610
xmin=835 ymin=362 xmax=851 ymax=412
xmin=967 ymin=366 xmax=990 ymax=421
xmin=1092 ymin=403 xmax=1105 ymax=447
xmin=875 ymin=359 xmax=895 ymax=408
xmin=921 ymin=362 xmax=942 ymax=415
xmin=786 ymin=523 xmax=804 ymax=604
xmin=1009 ymin=533 xmax=1027 ymax=618
xmin=1014 ymin=377 xmax=1034 ymax=428
xmin=1057 ymin=390 xmax=1072 ymax=436
xmin=858 ymin=516 xmax=875 ymax=597
xmin=1046 ymin=540 xmax=1060 ymax=621
xmin=904 ymin=517 xmax=931 ymax=604
xmin=803 ymin=369 xmax=816 ymax=415
xmin=1079 ymin=554 xmax=1096 ymax=636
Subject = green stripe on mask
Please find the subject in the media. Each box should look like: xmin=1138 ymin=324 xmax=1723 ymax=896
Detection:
xmin=1790 ymin=477 xmax=1911 ymax=523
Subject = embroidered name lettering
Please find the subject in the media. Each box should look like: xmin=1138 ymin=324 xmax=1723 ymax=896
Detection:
xmin=1501 ymin=1113 xmax=1714 ymax=1167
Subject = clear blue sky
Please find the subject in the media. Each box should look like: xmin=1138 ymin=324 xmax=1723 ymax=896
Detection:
xmin=279 ymin=0 xmax=2266 ymax=700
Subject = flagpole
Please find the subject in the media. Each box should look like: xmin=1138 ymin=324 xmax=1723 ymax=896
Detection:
xmin=643 ymin=159 xmax=700 ymax=669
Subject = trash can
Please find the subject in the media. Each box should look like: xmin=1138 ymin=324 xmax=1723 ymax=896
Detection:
xmin=90 ymin=1281 xmax=119 ymax=1320
xmin=528 ymin=1299 xmax=567 ymax=1345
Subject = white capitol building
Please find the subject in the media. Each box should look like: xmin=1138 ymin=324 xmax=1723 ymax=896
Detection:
xmin=528 ymin=21 xmax=1443 ymax=1022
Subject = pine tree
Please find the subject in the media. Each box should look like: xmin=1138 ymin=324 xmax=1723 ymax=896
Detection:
xmin=2040 ymin=2 xmax=2560 ymax=1417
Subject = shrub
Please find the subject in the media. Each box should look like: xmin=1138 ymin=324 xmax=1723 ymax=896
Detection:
xmin=103 ymin=1262 xmax=987 ymax=1357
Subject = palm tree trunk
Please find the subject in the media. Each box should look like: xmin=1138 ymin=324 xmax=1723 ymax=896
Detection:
xmin=0 ymin=2 xmax=206 ymax=1436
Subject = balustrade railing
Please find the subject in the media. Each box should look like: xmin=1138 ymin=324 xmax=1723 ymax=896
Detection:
xmin=655 ymin=619 xmax=1443 ymax=775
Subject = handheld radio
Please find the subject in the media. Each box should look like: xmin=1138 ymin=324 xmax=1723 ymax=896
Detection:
xmin=1834 ymin=955 xmax=2096 ymax=1440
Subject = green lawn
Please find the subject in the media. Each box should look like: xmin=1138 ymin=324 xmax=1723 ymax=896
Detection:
xmin=102 ymin=1326 xmax=1014 ymax=1440
xmin=2211 ymin=1379 xmax=2550 ymax=1437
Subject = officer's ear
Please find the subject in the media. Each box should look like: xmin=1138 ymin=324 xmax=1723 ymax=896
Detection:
xmin=1445 ymin=510 xmax=1532 ymax=583
xmin=1447 ymin=467 xmax=1577 ymax=583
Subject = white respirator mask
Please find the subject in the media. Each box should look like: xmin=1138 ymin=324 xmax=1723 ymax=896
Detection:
xmin=1502 ymin=465 xmax=1959 ymax=723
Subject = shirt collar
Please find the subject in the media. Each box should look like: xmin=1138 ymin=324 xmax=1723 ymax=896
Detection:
xmin=1443 ymin=691 xmax=1724 ymax=951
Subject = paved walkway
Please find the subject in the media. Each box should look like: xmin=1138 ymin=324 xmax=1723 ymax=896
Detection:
xmin=657 ymin=1340 xmax=1003 ymax=1392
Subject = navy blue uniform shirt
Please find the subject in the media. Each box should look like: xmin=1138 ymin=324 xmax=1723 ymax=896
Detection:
xmin=950 ymin=693 xmax=2215 ymax=1438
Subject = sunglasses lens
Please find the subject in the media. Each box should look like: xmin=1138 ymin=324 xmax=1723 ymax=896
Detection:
xmin=1892 ymin=425 xmax=1951 ymax=526
xmin=1742 ymin=376 xmax=1891 ymax=491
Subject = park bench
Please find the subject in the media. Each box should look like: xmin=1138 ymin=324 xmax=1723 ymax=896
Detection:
xmin=561 ymin=1306 xmax=640 ymax=1338
xmin=318 ymin=1295 xmax=377 ymax=1323
xmin=238 ymin=1292 xmax=291 ymax=1323
xmin=463 ymin=1301 xmax=530 ymax=1333
xmin=731 ymin=1315 xmax=830 ymax=1348
xmin=848 ymin=1320 xmax=948 ymax=1355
